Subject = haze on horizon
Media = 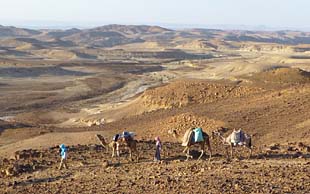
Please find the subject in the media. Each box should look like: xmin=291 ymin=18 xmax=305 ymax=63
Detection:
xmin=0 ymin=0 xmax=310 ymax=30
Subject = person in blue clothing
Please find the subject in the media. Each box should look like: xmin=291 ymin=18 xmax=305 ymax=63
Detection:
xmin=59 ymin=144 xmax=68 ymax=170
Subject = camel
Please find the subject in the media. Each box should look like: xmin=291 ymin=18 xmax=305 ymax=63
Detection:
xmin=96 ymin=134 xmax=139 ymax=162
xmin=212 ymin=127 xmax=252 ymax=159
xmin=96 ymin=134 xmax=115 ymax=154
xmin=172 ymin=128 xmax=212 ymax=161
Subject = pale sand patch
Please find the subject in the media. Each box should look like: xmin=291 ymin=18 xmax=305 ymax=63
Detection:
xmin=296 ymin=119 xmax=310 ymax=129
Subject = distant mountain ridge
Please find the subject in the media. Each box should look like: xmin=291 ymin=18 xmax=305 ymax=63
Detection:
xmin=0 ymin=25 xmax=41 ymax=37
xmin=1 ymin=24 xmax=310 ymax=45
xmin=1 ymin=24 xmax=310 ymax=60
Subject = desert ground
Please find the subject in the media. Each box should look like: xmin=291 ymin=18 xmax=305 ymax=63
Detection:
xmin=0 ymin=25 xmax=309 ymax=193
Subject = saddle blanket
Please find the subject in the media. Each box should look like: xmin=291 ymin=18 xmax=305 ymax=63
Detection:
xmin=193 ymin=127 xmax=204 ymax=142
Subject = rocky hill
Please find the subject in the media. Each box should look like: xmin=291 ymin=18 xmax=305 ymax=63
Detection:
xmin=248 ymin=67 xmax=310 ymax=84
xmin=0 ymin=25 xmax=41 ymax=37
xmin=140 ymin=80 xmax=264 ymax=110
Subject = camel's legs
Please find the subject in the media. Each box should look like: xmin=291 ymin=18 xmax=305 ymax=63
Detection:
xmin=185 ymin=147 xmax=193 ymax=160
xmin=116 ymin=149 xmax=120 ymax=157
xmin=111 ymin=147 xmax=115 ymax=158
xmin=230 ymin=144 xmax=234 ymax=159
xmin=247 ymin=147 xmax=252 ymax=159
xmin=136 ymin=151 xmax=139 ymax=162
xmin=198 ymin=149 xmax=204 ymax=160
xmin=197 ymin=142 xmax=204 ymax=160
xmin=129 ymin=148 xmax=133 ymax=161
xmin=133 ymin=146 xmax=139 ymax=162
xmin=116 ymin=143 xmax=120 ymax=163
xmin=225 ymin=146 xmax=229 ymax=159
xmin=184 ymin=147 xmax=194 ymax=160
xmin=206 ymin=140 xmax=212 ymax=160
xmin=186 ymin=148 xmax=190 ymax=161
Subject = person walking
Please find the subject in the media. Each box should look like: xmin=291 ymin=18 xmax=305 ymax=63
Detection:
xmin=112 ymin=134 xmax=120 ymax=158
xmin=59 ymin=144 xmax=68 ymax=170
xmin=154 ymin=137 xmax=162 ymax=162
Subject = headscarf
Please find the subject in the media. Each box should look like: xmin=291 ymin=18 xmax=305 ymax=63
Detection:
xmin=155 ymin=137 xmax=161 ymax=148
xmin=155 ymin=136 xmax=161 ymax=142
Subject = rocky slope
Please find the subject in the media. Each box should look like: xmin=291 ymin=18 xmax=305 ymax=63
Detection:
xmin=0 ymin=141 xmax=309 ymax=194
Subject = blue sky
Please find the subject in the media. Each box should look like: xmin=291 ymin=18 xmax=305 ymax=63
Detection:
xmin=0 ymin=0 xmax=309 ymax=30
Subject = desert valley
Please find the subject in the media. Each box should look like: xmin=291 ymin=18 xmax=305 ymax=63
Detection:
xmin=0 ymin=24 xmax=309 ymax=193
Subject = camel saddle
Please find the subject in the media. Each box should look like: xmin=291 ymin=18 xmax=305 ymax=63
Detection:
xmin=182 ymin=129 xmax=194 ymax=146
xmin=231 ymin=129 xmax=245 ymax=146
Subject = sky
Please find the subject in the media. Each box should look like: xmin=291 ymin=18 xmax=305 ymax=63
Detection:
xmin=0 ymin=0 xmax=309 ymax=30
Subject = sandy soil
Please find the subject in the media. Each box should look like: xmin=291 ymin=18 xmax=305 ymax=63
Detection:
xmin=0 ymin=68 xmax=309 ymax=193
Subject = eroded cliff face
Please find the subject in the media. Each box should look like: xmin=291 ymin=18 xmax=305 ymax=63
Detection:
xmin=237 ymin=43 xmax=294 ymax=53
xmin=140 ymin=80 xmax=263 ymax=110
xmin=248 ymin=67 xmax=310 ymax=84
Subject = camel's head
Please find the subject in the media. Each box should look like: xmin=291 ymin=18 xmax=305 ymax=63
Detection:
xmin=211 ymin=130 xmax=221 ymax=139
xmin=96 ymin=134 xmax=105 ymax=142
xmin=170 ymin=129 xmax=178 ymax=138
xmin=211 ymin=127 xmax=228 ymax=139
